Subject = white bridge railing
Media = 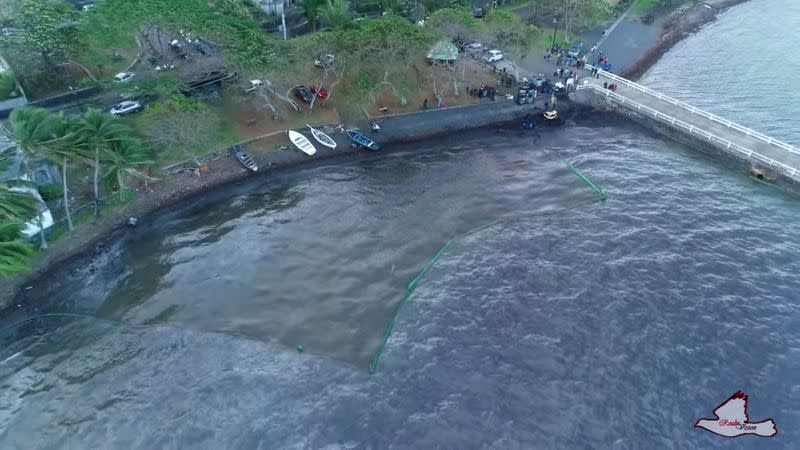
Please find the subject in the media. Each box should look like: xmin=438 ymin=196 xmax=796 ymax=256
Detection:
xmin=576 ymin=83 xmax=800 ymax=182
xmin=586 ymin=67 xmax=800 ymax=157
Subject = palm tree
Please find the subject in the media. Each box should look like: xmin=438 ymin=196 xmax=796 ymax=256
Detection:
xmin=77 ymin=108 xmax=129 ymax=218
xmin=0 ymin=184 xmax=38 ymax=222
xmin=49 ymin=113 xmax=85 ymax=231
xmin=4 ymin=107 xmax=56 ymax=249
xmin=102 ymin=140 xmax=156 ymax=201
xmin=301 ymin=0 xmax=326 ymax=31
xmin=319 ymin=0 xmax=352 ymax=30
xmin=0 ymin=222 xmax=35 ymax=277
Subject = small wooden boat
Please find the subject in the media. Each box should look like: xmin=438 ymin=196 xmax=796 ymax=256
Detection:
xmin=306 ymin=123 xmax=337 ymax=149
xmin=347 ymin=129 xmax=380 ymax=151
xmin=231 ymin=144 xmax=258 ymax=172
xmin=288 ymin=130 xmax=316 ymax=155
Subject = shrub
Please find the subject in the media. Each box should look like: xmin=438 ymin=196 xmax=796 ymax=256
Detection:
xmin=0 ymin=73 xmax=18 ymax=100
xmin=38 ymin=183 xmax=64 ymax=200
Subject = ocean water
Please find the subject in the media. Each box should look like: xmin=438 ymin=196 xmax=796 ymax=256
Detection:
xmin=1 ymin=1 xmax=799 ymax=448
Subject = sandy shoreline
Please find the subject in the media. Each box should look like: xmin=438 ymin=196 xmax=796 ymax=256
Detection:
xmin=0 ymin=0 xmax=750 ymax=308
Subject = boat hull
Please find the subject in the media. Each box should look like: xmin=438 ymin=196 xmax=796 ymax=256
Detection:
xmin=346 ymin=130 xmax=380 ymax=151
xmin=288 ymin=130 xmax=317 ymax=155
xmin=307 ymin=124 xmax=337 ymax=149
xmin=231 ymin=145 xmax=258 ymax=172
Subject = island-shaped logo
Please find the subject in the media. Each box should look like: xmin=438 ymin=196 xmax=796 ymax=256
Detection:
xmin=695 ymin=391 xmax=777 ymax=438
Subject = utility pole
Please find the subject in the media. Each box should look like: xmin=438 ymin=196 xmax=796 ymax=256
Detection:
xmin=551 ymin=17 xmax=559 ymax=53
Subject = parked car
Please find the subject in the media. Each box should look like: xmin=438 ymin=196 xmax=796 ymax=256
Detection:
xmin=113 ymin=72 xmax=135 ymax=83
xmin=483 ymin=49 xmax=504 ymax=63
xmin=109 ymin=100 xmax=142 ymax=116
xmin=293 ymin=85 xmax=314 ymax=103
xmin=473 ymin=8 xmax=485 ymax=18
xmin=309 ymin=84 xmax=329 ymax=99
xmin=314 ymin=54 xmax=335 ymax=68
xmin=568 ymin=45 xmax=582 ymax=57
xmin=465 ymin=43 xmax=483 ymax=53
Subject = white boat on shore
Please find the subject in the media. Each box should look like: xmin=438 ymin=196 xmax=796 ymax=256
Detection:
xmin=288 ymin=130 xmax=316 ymax=155
xmin=306 ymin=124 xmax=337 ymax=149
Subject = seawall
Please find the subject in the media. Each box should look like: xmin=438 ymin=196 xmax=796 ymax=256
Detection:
xmin=0 ymin=100 xmax=553 ymax=309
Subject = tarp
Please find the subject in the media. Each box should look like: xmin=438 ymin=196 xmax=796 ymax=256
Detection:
xmin=427 ymin=41 xmax=458 ymax=62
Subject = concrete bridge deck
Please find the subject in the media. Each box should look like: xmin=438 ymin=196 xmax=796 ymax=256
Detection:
xmin=575 ymin=69 xmax=800 ymax=182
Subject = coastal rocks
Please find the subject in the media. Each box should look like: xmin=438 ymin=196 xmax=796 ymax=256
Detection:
xmin=622 ymin=0 xmax=751 ymax=81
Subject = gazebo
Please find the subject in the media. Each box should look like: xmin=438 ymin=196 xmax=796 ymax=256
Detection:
xmin=426 ymin=41 xmax=458 ymax=63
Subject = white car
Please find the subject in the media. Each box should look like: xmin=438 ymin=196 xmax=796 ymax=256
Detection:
xmin=113 ymin=72 xmax=135 ymax=83
xmin=314 ymin=54 xmax=334 ymax=68
xmin=465 ymin=43 xmax=483 ymax=53
xmin=483 ymin=49 xmax=504 ymax=63
xmin=110 ymin=100 xmax=142 ymax=116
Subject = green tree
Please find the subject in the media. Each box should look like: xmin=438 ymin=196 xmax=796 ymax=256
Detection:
xmin=77 ymin=108 xmax=129 ymax=218
xmin=4 ymin=107 xmax=56 ymax=249
xmin=483 ymin=9 xmax=540 ymax=76
xmin=426 ymin=7 xmax=480 ymax=39
xmin=319 ymin=0 xmax=353 ymax=30
xmin=13 ymin=0 xmax=76 ymax=67
xmin=0 ymin=184 xmax=37 ymax=222
xmin=49 ymin=113 xmax=85 ymax=231
xmin=0 ymin=185 xmax=38 ymax=270
xmin=102 ymin=140 xmax=157 ymax=201
xmin=301 ymin=0 xmax=327 ymax=31
xmin=0 ymin=73 xmax=18 ymax=100
xmin=215 ymin=0 xmax=255 ymax=21
xmin=0 ymin=222 xmax=35 ymax=277
xmin=543 ymin=0 xmax=609 ymax=42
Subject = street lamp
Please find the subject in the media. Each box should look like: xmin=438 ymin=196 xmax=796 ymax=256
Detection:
xmin=68 ymin=85 xmax=77 ymax=110
xmin=551 ymin=18 xmax=559 ymax=53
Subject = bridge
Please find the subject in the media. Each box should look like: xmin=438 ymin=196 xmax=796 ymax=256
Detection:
xmin=574 ymin=69 xmax=800 ymax=183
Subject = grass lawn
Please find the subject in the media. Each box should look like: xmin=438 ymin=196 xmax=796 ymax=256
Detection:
xmin=633 ymin=0 xmax=663 ymax=13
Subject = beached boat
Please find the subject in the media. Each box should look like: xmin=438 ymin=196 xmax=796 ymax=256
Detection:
xmin=288 ymin=130 xmax=317 ymax=155
xmin=347 ymin=129 xmax=380 ymax=151
xmin=231 ymin=144 xmax=258 ymax=172
xmin=306 ymin=124 xmax=337 ymax=149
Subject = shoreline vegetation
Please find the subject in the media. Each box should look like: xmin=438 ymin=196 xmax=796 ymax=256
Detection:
xmin=0 ymin=0 xmax=746 ymax=308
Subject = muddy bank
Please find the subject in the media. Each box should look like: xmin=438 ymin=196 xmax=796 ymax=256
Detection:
xmin=0 ymin=100 xmax=555 ymax=309
xmin=622 ymin=0 xmax=750 ymax=80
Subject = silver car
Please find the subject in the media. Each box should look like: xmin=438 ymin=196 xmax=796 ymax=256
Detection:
xmin=113 ymin=71 xmax=135 ymax=83
xmin=110 ymin=100 xmax=141 ymax=116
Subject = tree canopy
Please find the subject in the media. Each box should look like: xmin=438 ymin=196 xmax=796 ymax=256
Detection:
xmin=10 ymin=0 xmax=77 ymax=65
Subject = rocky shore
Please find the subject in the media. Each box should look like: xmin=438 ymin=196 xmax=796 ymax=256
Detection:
xmin=622 ymin=0 xmax=751 ymax=80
